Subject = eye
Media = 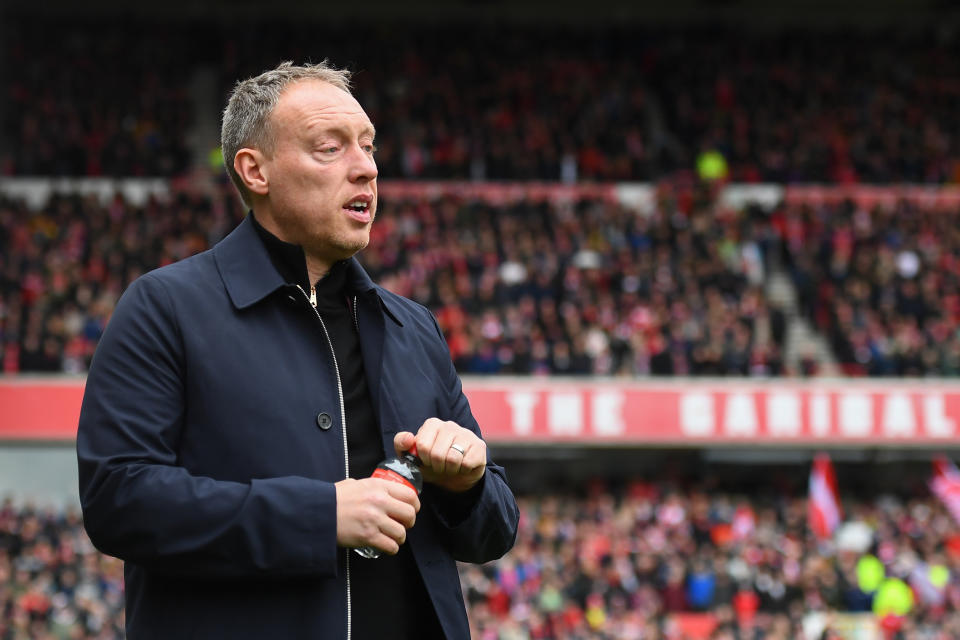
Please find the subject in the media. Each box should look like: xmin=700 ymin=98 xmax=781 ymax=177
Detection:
xmin=321 ymin=146 xmax=340 ymax=154
xmin=363 ymin=143 xmax=377 ymax=154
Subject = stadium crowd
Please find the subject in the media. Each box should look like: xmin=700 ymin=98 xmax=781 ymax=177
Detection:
xmin=363 ymin=183 xmax=786 ymax=377
xmin=0 ymin=185 xmax=788 ymax=377
xmin=7 ymin=10 xmax=960 ymax=640
xmin=5 ymin=20 xmax=960 ymax=183
xmin=464 ymin=480 xmax=960 ymax=639
xmin=0 ymin=499 xmax=124 ymax=640
xmin=0 ymin=188 xmax=240 ymax=375
xmin=4 ymin=21 xmax=194 ymax=177
xmin=9 ymin=183 xmax=960 ymax=379
xmin=777 ymin=200 xmax=960 ymax=377
xmin=3 ymin=481 xmax=960 ymax=639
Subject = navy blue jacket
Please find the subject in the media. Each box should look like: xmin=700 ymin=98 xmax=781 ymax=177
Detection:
xmin=77 ymin=215 xmax=519 ymax=639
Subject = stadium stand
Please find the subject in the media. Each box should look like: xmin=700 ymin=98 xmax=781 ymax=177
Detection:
xmin=3 ymin=21 xmax=194 ymax=177
xmin=4 ymin=20 xmax=960 ymax=183
xmin=0 ymin=499 xmax=125 ymax=640
xmin=3 ymin=483 xmax=960 ymax=639
xmin=5 ymin=3 xmax=960 ymax=639
xmin=9 ymin=181 xmax=960 ymax=378
xmin=0 ymin=184 xmax=792 ymax=376
xmin=776 ymin=200 xmax=960 ymax=377
xmin=0 ymin=186 xmax=243 ymax=374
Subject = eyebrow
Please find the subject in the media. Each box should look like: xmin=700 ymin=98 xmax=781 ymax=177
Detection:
xmin=307 ymin=122 xmax=376 ymax=140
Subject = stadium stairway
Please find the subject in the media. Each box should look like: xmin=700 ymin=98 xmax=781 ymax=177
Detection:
xmin=187 ymin=66 xmax=222 ymax=169
xmin=765 ymin=269 xmax=839 ymax=377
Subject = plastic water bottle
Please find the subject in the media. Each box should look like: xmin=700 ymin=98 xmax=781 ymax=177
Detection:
xmin=354 ymin=445 xmax=423 ymax=559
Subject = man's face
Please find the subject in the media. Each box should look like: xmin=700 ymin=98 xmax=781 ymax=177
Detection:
xmin=258 ymin=79 xmax=378 ymax=267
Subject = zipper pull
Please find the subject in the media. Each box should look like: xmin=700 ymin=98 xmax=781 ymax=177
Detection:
xmin=309 ymin=286 xmax=317 ymax=308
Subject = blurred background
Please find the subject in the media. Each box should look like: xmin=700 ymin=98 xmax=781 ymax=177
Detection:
xmin=3 ymin=0 xmax=960 ymax=637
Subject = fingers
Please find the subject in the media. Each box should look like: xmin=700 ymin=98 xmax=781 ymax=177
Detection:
xmin=427 ymin=426 xmax=459 ymax=475
xmin=393 ymin=430 xmax=417 ymax=456
xmin=396 ymin=420 xmax=488 ymax=493
xmin=373 ymin=518 xmax=408 ymax=555
xmin=381 ymin=479 xmax=420 ymax=524
xmin=458 ymin=441 xmax=486 ymax=478
xmin=335 ymin=478 xmax=419 ymax=555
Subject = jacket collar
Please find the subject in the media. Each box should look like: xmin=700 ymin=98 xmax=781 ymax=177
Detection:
xmin=212 ymin=214 xmax=403 ymax=327
xmin=249 ymin=212 xmax=312 ymax=292
xmin=346 ymin=261 xmax=404 ymax=328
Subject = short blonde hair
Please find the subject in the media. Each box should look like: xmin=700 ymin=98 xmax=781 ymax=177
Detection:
xmin=220 ymin=60 xmax=353 ymax=208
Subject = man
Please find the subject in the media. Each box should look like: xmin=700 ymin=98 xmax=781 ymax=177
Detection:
xmin=77 ymin=61 xmax=519 ymax=639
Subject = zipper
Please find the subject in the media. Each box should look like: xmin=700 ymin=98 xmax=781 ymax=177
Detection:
xmin=351 ymin=295 xmax=359 ymax=333
xmin=298 ymin=284 xmax=352 ymax=640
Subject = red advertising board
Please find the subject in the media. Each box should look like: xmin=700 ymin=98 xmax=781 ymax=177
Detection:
xmin=467 ymin=379 xmax=960 ymax=445
xmin=0 ymin=378 xmax=86 ymax=440
xmin=3 ymin=377 xmax=960 ymax=445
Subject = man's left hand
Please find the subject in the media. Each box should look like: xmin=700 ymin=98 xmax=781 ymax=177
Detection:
xmin=394 ymin=419 xmax=486 ymax=493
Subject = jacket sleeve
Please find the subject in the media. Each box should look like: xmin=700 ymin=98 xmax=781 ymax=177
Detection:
xmin=77 ymin=274 xmax=339 ymax=578
xmin=422 ymin=313 xmax=519 ymax=564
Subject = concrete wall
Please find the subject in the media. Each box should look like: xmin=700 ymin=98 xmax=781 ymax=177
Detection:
xmin=0 ymin=445 xmax=80 ymax=509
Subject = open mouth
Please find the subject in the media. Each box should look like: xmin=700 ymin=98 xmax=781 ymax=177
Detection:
xmin=343 ymin=197 xmax=373 ymax=223
xmin=345 ymin=200 xmax=370 ymax=213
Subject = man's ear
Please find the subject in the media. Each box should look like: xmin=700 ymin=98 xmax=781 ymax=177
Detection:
xmin=234 ymin=148 xmax=269 ymax=196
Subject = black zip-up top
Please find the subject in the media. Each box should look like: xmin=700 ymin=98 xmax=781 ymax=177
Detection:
xmin=251 ymin=214 xmax=443 ymax=639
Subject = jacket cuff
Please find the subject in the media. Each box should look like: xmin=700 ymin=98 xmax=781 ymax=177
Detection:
xmin=427 ymin=473 xmax=487 ymax=529
xmin=248 ymin=476 xmax=340 ymax=576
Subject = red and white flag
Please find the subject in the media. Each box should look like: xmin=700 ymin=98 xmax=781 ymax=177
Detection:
xmin=930 ymin=456 xmax=960 ymax=525
xmin=731 ymin=504 xmax=755 ymax=541
xmin=808 ymin=453 xmax=842 ymax=540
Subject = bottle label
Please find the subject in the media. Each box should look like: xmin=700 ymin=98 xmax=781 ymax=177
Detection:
xmin=372 ymin=468 xmax=416 ymax=492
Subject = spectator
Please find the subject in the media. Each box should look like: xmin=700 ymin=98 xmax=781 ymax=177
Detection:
xmin=780 ymin=199 xmax=960 ymax=377
xmin=1 ymin=185 xmax=789 ymax=378
xmin=6 ymin=20 xmax=960 ymax=184
xmin=7 ymin=477 xmax=960 ymax=638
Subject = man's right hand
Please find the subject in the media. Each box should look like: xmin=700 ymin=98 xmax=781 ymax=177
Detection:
xmin=334 ymin=477 xmax=420 ymax=555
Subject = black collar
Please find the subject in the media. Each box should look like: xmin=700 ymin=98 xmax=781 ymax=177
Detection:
xmin=250 ymin=212 xmax=312 ymax=292
xmin=250 ymin=213 xmax=355 ymax=309
xmin=212 ymin=213 xmax=402 ymax=326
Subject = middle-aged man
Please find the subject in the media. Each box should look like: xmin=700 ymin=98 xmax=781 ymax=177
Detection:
xmin=77 ymin=61 xmax=519 ymax=639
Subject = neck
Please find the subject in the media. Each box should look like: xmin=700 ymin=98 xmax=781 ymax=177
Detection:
xmin=305 ymin=255 xmax=332 ymax=288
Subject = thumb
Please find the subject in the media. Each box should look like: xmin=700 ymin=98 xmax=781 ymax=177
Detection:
xmin=394 ymin=431 xmax=416 ymax=457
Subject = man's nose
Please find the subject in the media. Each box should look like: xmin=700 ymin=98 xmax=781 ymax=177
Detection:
xmin=347 ymin=144 xmax=378 ymax=182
